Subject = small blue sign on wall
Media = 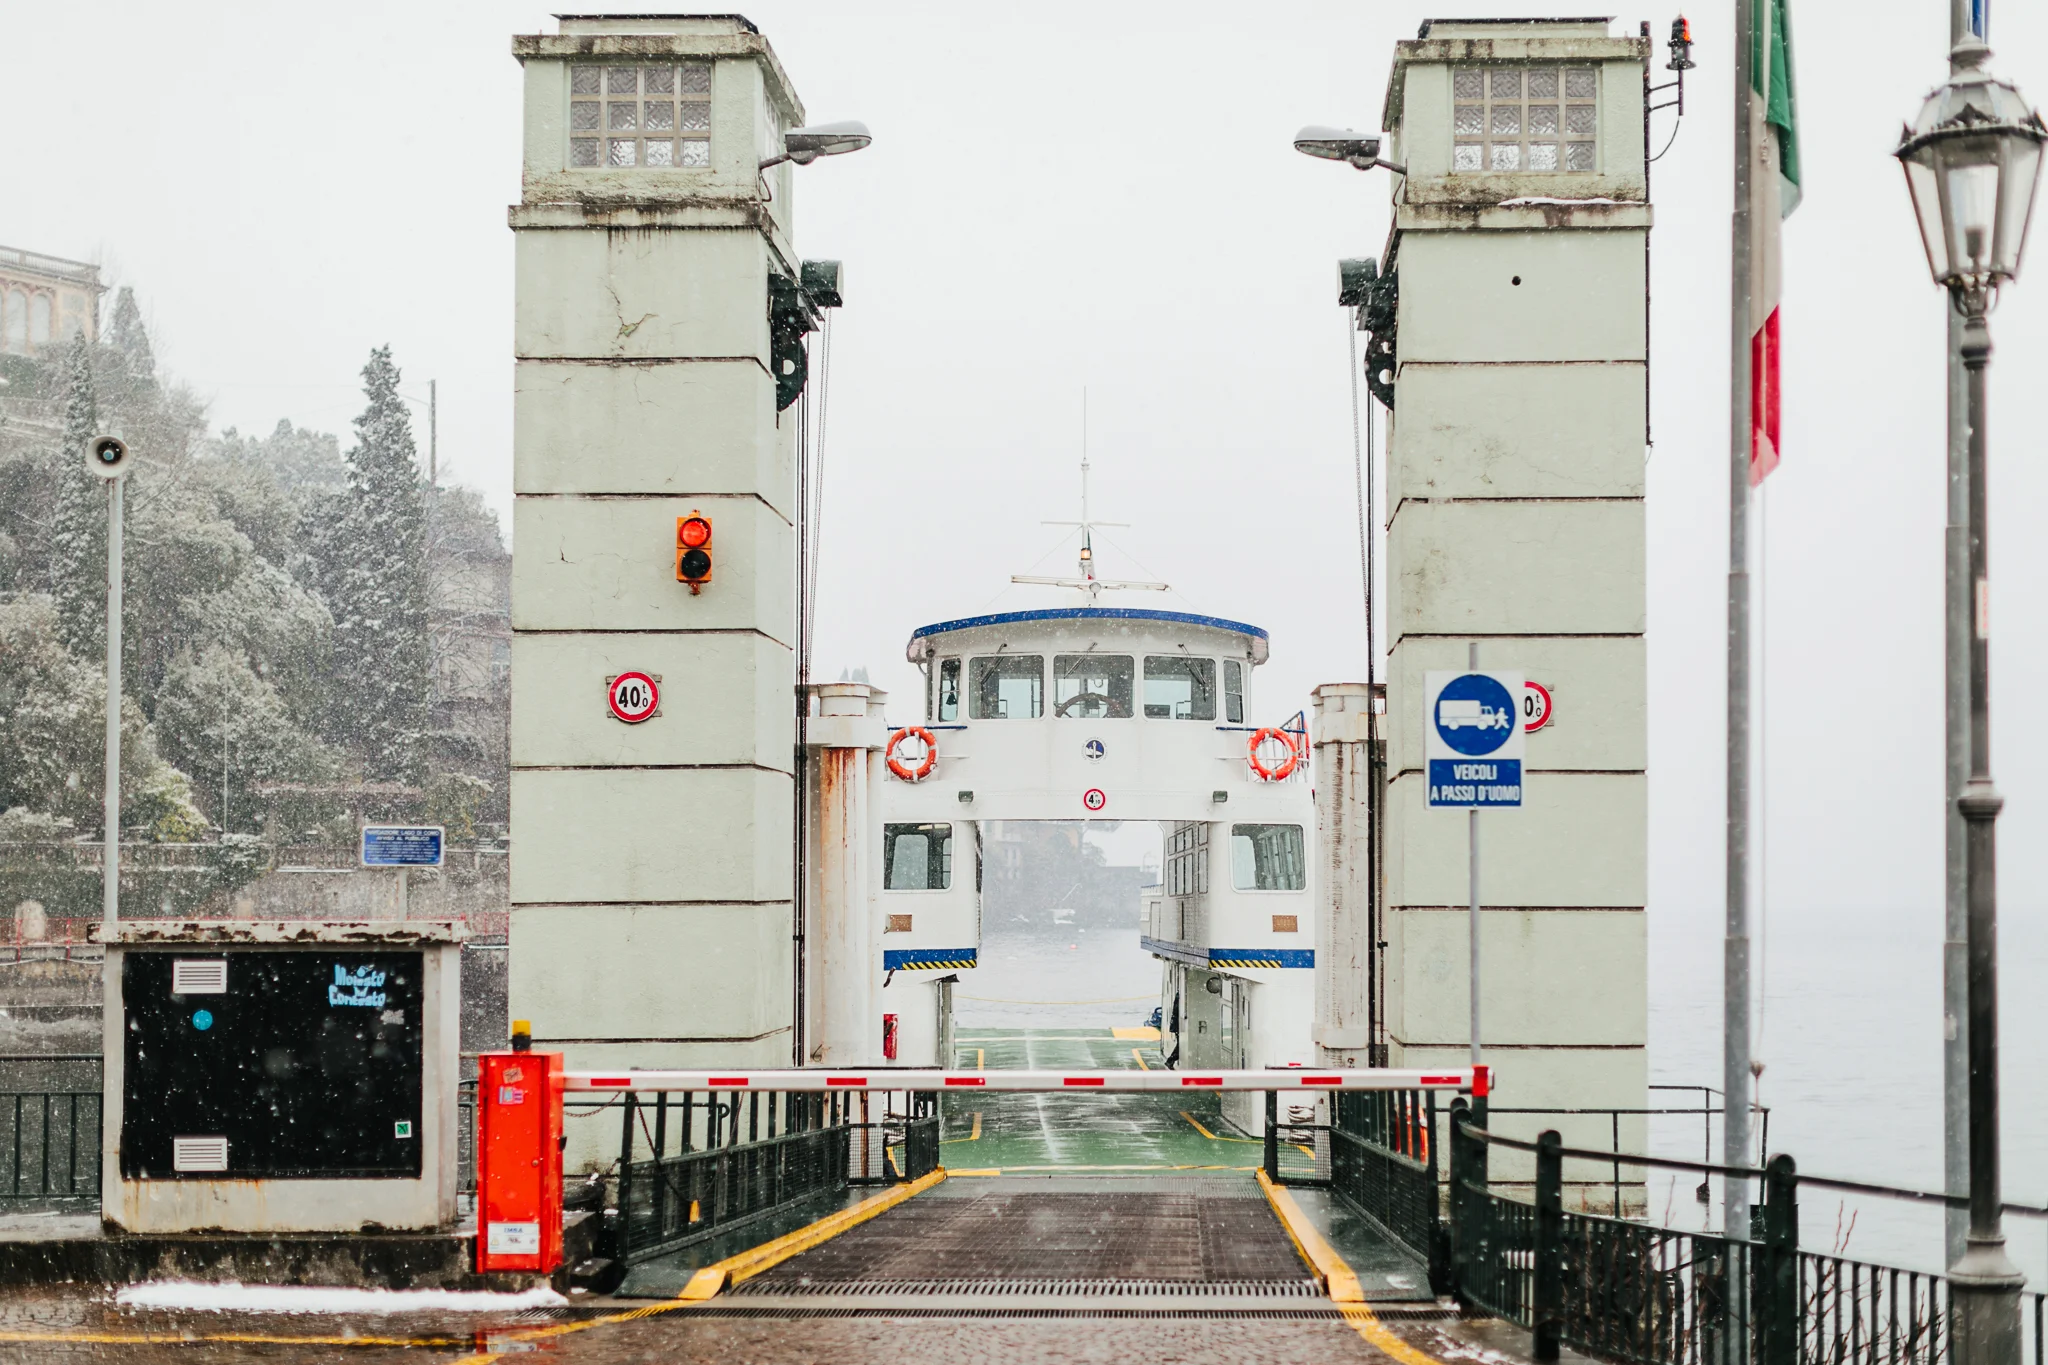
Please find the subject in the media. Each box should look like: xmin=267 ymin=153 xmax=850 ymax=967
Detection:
xmin=360 ymin=825 xmax=445 ymax=868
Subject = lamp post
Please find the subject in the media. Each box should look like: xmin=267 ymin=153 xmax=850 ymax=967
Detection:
xmin=1895 ymin=38 xmax=2046 ymax=1365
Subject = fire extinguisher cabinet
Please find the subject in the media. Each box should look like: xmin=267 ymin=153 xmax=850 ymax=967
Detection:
xmin=99 ymin=920 xmax=464 ymax=1234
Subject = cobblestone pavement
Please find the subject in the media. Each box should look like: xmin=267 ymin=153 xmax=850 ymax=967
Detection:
xmin=0 ymin=1291 xmax=1494 ymax=1363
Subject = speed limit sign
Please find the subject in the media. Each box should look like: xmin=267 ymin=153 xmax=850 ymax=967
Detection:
xmin=607 ymin=672 xmax=661 ymax=724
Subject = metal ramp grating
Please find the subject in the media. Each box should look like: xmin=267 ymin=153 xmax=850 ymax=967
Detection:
xmin=690 ymin=1305 xmax=1352 ymax=1320
xmin=745 ymin=1189 xmax=1312 ymax=1286
xmin=730 ymin=1277 xmax=1323 ymax=1298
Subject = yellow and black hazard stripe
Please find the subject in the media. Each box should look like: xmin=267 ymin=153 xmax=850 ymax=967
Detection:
xmin=883 ymin=948 xmax=979 ymax=971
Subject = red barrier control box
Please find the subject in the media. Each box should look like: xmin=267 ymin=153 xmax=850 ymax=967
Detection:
xmin=476 ymin=1050 xmax=563 ymax=1273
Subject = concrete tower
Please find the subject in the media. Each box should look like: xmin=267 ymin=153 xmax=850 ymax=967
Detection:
xmin=507 ymin=16 xmax=820 ymax=1077
xmin=1378 ymin=19 xmax=1651 ymax=1195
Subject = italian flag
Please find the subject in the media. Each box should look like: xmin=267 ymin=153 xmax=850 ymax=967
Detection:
xmin=1748 ymin=0 xmax=1800 ymax=483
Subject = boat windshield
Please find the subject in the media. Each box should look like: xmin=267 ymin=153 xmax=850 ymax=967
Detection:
xmin=970 ymin=655 xmax=1044 ymax=719
xmin=1143 ymin=656 xmax=1216 ymax=720
xmin=1053 ymin=655 xmax=1133 ymax=718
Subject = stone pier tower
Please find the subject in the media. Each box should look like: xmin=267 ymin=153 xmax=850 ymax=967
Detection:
xmin=507 ymin=16 xmax=821 ymax=1075
xmin=1377 ymin=18 xmax=1651 ymax=1194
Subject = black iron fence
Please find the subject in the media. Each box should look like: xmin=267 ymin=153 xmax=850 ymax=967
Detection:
xmin=1280 ymin=1087 xmax=2047 ymax=1365
xmin=611 ymin=1089 xmax=939 ymax=1266
xmin=0 ymin=1090 xmax=99 ymax=1203
xmin=1270 ymin=1087 xmax=1442 ymax=1278
xmin=1442 ymin=1101 xmax=2046 ymax=1365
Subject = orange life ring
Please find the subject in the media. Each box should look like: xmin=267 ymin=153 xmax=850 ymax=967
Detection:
xmin=1247 ymin=727 xmax=1300 ymax=781
xmin=886 ymin=726 xmax=938 ymax=782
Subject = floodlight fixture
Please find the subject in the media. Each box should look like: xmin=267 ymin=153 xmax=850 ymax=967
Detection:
xmin=762 ymin=120 xmax=874 ymax=170
xmin=1293 ymin=126 xmax=1405 ymax=174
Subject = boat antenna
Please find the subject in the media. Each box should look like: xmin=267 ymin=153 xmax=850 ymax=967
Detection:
xmin=1011 ymin=388 xmax=1168 ymax=602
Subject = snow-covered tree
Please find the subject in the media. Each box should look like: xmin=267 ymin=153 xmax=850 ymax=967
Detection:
xmin=0 ymin=597 xmax=204 ymax=839
xmin=45 ymin=335 xmax=106 ymax=658
xmin=153 ymin=644 xmax=338 ymax=833
xmin=106 ymin=286 xmax=156 ymax=401
xmin=327 ymin=346 xmax=429 ymax=783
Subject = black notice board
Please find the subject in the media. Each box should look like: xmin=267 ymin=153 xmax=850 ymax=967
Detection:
xmin=121 ymin=950 xmax=425 ymax=1179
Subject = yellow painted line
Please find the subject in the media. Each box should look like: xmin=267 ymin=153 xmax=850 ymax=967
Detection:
xmin=1112 ymin=1026 xmax=1162 ymax=1040
xmin=1257 ymin=1167 xmax=1364 ymax=1302
xmin=446 ymin=1168 xmax=950 ymax=1364
xmin=0 ymin=1329 xmax=473 ymax=1347
xmin=693 ymin=1166 xmax=946 ymax=1296
xmin=1180 ymin=1110 xmax=1263 ymax=1146
xmin=937 ymin=1110 xmax=982 ymax=1143
xmin=1132 ymin=1048 xmax=1151 ymax=1070
xmin=977 ymin=1047 xmax=985 ymax=1069
xmin=948 ymin=1167 xmax=1005 ymax=1176
xmin=1340 ymin=1304 xmax=1457 ymax=1365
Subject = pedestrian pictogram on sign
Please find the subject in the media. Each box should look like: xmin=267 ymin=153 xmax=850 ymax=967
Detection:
xmin=607 ymin=672 xmax=661 ymax=724
xmin=1425 ymin=670 xmax=1525 ymax=809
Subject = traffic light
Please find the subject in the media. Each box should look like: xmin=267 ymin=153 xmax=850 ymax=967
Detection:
xmin=676 ymin=513 xmax=712 ymax=593
xmin=1668 ymin=16 xmax=1695 ymax=72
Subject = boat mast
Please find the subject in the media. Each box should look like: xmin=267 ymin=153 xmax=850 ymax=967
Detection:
xmin=1010 ymin=389 xmax=1168 ymax=601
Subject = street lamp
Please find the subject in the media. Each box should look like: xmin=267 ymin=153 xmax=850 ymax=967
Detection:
xmin=1894 ymin=37 xmax=2045 ymax=1365
xmin=760 ymin=120 xmax=873 ymax=170
xmin=1898 ymin=45 xmax=2045 ymax=299
xmin=1292 ymin=126 xmax=1406 ymax=174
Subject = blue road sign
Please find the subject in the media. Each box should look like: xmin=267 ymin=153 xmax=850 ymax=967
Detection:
xmin=1425 ymin=670 xmax=1525 ymax=809
xmin=360 ymin=825 xmax=445 ymax=868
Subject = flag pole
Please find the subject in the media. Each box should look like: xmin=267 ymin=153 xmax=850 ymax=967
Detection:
xmin=1725 ymin=0 xmax=1757 ymax=1259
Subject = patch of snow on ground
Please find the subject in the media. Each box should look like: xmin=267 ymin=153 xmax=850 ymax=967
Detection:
xmin=115 ymin=1282 xmax=568 ymax=1314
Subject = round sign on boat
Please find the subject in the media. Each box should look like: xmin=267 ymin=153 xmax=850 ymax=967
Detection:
xmin=607 ymin=671 xmax=660 ymax=724
xmin=1082 ymin=788 xmax=1107 ymax=812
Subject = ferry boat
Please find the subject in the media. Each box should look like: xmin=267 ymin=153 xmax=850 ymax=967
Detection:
xmin=869 ymin=478 xmax=1318 ymax=1132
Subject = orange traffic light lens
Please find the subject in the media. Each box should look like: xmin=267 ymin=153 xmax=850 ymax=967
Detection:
xmin=678 ymin=517 xmax=711 ymax=548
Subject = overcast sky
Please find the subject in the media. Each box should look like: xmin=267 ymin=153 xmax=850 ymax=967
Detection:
xmin=7 ymin=1 xmax=2048 ymax=959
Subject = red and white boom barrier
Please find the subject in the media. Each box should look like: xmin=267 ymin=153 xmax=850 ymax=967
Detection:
xmin=563 ymin=1065 xmax=1488 ymax=1095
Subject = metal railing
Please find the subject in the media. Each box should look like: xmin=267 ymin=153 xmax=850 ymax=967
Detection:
xmin=1272 ymin=1087 xmax=1443 ymax=1279
xmin=610 ymin=1089 xmax=939 ymax=1266
xmin=1445 ymin=1101 xmax=2048 ymax=1365
xmin=1462 ymin=1090 xmax=1770 ymax=1217
xmin=0 ymin=1091 xmax=100 ymax=1203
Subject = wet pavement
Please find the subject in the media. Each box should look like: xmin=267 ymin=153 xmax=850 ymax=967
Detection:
xmin=0 ymin=1289 xmax=1504 ymax=1363
xmin=0 ymin=1028 xmax=1501 ymax=1363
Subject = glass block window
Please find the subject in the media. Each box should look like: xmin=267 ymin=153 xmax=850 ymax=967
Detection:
xmin=569 ymin=63 xmax=712 ymax=169
xmin=1452 ymin=66 xmax=1597 ymax=173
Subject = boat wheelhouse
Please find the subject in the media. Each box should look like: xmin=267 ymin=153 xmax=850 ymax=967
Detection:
xmin=869 ymin=604 xmax=1317 ymax=1120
